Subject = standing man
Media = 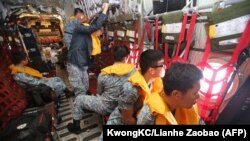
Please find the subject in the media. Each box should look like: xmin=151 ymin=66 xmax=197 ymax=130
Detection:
xmin=64 ymin=8 xmax=86 ymax=49
xmin=67 ymin=3 xmax=109 ymax=96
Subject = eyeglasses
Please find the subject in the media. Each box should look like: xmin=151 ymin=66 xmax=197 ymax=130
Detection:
xmin=151 ymin=64 xmax=166 ymax=68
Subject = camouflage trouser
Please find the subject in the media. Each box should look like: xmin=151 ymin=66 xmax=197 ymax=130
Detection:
xmin=73 ymin=95 xmax=112 ymax=120
xmin=98 ymin=108 xmax=123 ymax=141
xmin=42 ymin=77 xmax=66 ymax=97
xmin=67 ymin=63 xmax=89 ymax=96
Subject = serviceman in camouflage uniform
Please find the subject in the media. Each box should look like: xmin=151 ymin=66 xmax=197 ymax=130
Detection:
xmin=105 ymin=49 xmax=166 ymax=125
xmin=67 ymin=45 xmax=138 ymax=133
xmin=67 ymin=3 xmax=109 ymax=96
xmin=99 ymin=49 xmax=166 ymax=140
xmin=9 ymin=52 xmax=73 ymax=97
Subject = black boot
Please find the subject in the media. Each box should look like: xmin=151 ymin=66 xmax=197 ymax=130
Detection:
xmin=67 ymin=119 xmax=81 ymax=134
xmin=64 ymin=88 xmax=74 ymax=98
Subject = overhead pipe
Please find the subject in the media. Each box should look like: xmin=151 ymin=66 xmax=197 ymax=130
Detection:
xmin=143 ymin=0 xmax=244 ymax=20
xmin=80 ymin=0 xmax=89 ymax=17
xmin=84 ymin=1 xmax=89 ymax=17
xmin=85 ymin=0 xmax=91 ymax=18
xmin=79 ymin=0 xmax=87 ymax=17
xmin=90 ymin=0 xmax=96 ymax=17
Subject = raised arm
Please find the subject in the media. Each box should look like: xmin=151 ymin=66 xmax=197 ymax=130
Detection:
xmin=75 ymin=3 xmax=109 ymax=34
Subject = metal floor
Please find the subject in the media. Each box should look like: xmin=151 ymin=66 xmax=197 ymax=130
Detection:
xmin=55 ymin=66 xmax=103 ymax=141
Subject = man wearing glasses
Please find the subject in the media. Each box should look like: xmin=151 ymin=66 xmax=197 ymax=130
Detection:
xmin=137 ymin=62 xmax=202 ymax=125
xmin=106 ymin=49 xmax=166 ymax=125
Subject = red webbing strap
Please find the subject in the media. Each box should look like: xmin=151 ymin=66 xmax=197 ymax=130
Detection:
xmin=127 ymin=21 xmax=139 ymax=65
xmin=183 ymin=12 xmax=197 ymax=60
xmin=197 ymin=37 xmax=212 ymax=122
xmin=230 ymin=20 xmax=250 ymax=64
xmin=200 ymin=37 xmax=211 ymax=68
xmin=164 ymin=43 xmax=169 ymax=66
xmin=197 ymin=20 xmax=250 ymax=124
xmin=154 ymin=18 xmax=159 ymax=50
xmin=145 ymin=19 xmax=152 ymax=41
xmin=135 ymin=19 xmax=155 ymax=67
xmin=174 ymin=14 xmax=188 ymax=57
xmin=136 ymin=23 xmax=146 ymax=68
xmin=210 ymin=20 xmax=250 ymax=124
xmin=128 ymin=44 xmax=138 ymax=65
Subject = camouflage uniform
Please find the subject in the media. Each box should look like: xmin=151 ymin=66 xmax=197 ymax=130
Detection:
xmin=66 ymin=14 xmax=108 ymax=97
xmin=13 ymin=73 xmax=66 ymax=97
xmin=105 ymin=81 xmax=142 ymax=125
xmin=136 ymin=104 xmax=155 ymax=125
xmin=72 ymin=68 xmax=136 ymax=120
xmin=98 ymin=81 xmax=141 ymax=141
xmin=67 ymin=63 xmax=88 ymax=96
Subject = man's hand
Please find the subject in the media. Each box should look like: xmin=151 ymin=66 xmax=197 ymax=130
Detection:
xmin=102 ymin=3 xmax=109 ymax=14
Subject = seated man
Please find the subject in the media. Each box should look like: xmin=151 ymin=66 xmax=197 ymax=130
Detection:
xmin=67 ymin=45 xmax=138 ymax=133
xmin=9 ymin=52 xmax=73 ymax=98
xmin=98 ymin=49 xmax=166 ymax=141
xmin=137 ymin=62 xmax=203 ymax=125
xmin=106 ymin=49 xmax=166 ymax=125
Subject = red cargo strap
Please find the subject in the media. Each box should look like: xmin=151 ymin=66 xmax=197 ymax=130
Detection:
xmin=230 ymin=21 xmax=250 ymax=64
xmin=145 ymin=19 xmax=151 ymax=41
xmin=127 ymin=20 xmax=150 ymax=68
xmin=154 ymin=18 xmax=159 ymax=50
xmin=136 ymin=23 xmax=147 ymax=68
xmin=197 ymin=20 xmax=250 ymax=124
xmin=210 ymin=20 xmax=250 ymax=124
xmin=173 ymin=12 xmax=197 ymax=62
xmin=164 ymin=43 xmax=169 ymax=66
xmin=127 ymin=21 xmax=139 ymax=65
xmin=183 ymin=12 xmax=197 ymax=60
xmin=201 ymin=37 xmax=211 ymax=66
xmin=174 ymin=13 xmax=188 ymax=59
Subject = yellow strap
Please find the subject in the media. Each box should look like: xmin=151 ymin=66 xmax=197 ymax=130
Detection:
xmin=9 ymin=64 xmax=43 ymax=78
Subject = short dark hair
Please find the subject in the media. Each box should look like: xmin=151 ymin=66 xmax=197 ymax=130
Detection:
xmin=113 ymin=45 xmax=130 ymax=62
xmin=74 ymin=8 xmax=84 ymax=16
xmin=163 ymin=62 xmax=203 ymax=95
xmin=139 ymin=49 xmax=164 ymax=75
xmin=12 ymin=52 xmax=27 ymax=65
